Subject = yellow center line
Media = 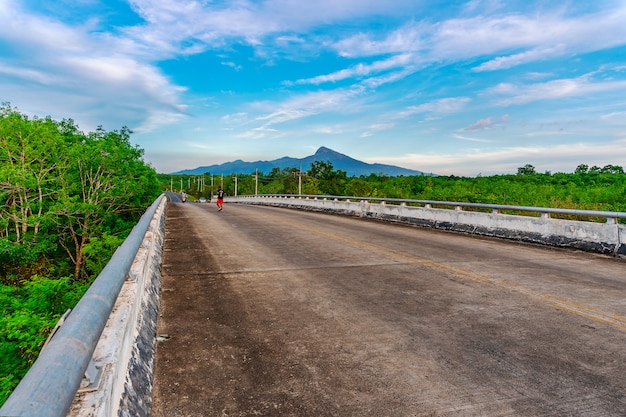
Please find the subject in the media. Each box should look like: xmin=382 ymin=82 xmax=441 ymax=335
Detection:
xmin=264 ymin=211 xmax=626 ymax=331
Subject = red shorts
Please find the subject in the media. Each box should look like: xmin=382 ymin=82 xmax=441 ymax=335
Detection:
xmin=217 ymin=198 xmax=224 ymax=204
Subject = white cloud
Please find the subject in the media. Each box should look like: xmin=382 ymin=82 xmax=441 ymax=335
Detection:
xmin=371 ymin=139 xmax=626 ymax=176
xmin=369 ymin=123 xmax=395 ymax=130
xmin=601 ymin=111 xmax=626 ymax=120
xmin=331 ymin=5 xmax=626 ymax=72
xmin=123 ymin=0 xmax=428 ymax=56
xmin=439 ymin=7 xmax=626 ymax=65
xmin=489 ymin=74 xmax=626 ymax=106
xmin=0 ymin=1 xmax=91 ymax=51
xmin=0 ymin=0 xmax=189 ymax=132
xmin=399 ymin=97 xmax=471 ymax=118
xmin=334 ymin=23 xmax=426 ymax=58
xmin=256 ymin=109 xmax=317 ymax=126
xmin=473 ymin=45 xmax=566 ymax=72
xmin=360 ymin=122 xmax=395 ymax=138
xmin=453 ymin=134 xmax=494 ymax=143
xmin=0 ymin=63 xmax=61 ymax=85
xmin=238 ymin=126 xmax=285 ymax=140
xmin=252 ymin=89 xmax=359 ymax=126
xmin=291 ymin=53 xmax=415 ymax=85
xmin=221 ymin=61 xmax=243 ymax=71
xmin=229 ymin=88 xmax=366 ymax=140
xmin=222 ymin=112 xmax=249 ymax=124
xmin=464 ymin=114 xmax=509 ymax=131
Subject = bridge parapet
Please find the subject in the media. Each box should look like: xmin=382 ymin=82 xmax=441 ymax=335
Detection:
xmin=231 ymin=195 xmax=626 ymax=256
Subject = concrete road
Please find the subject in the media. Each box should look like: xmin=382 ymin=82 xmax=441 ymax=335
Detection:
xmin=152 ymin=202 xmax=626 ymax=417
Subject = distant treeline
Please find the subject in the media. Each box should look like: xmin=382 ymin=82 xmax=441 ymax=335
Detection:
xmin=0 ymin=105 xmax=161 ymax=405
xmin=160 ymin=160 xmax=626 ymax=216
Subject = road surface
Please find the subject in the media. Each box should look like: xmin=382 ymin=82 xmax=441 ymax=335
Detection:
xmin=152 ymin=201 xmax=626 ymax=416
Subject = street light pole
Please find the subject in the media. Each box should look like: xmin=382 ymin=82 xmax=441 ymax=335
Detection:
xmin=293 ymin=165 xmax=307 ymax=195
xmin=254 ymin=169 xmax=258 ymax=195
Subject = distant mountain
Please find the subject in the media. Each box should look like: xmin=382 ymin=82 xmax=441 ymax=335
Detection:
xmin=173 ymin=147 xmax=428 ymax=177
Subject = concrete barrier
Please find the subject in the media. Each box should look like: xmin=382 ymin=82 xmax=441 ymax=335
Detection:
xmin=231 ymin=196 xmax=626 ymax=257
xmin=67 ymin=197 xmax=167 ymax=417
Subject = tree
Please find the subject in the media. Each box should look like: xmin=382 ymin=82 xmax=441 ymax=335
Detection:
xmin=302 ymin=176 xmax=321 ymax=195
xmin=345 ymin=178 xmax=373 ymax=197
xmin=575 ymin=164 xmax=589 ymax=174
xmin=261 ymin=167 xmax=286 ymax=194
xmin=600 ymin=164 xmax=624 ymax=174
xmin=308 ymin=161 xmax=347 ymax=195
xmin=54 ymin=126 xmax=160 ymax=279
xmin=0 ymin=105 xmax=69 ymax=277
xmin=0 ymin=106 xmax=160 ymax=281
xmin=517 ymin=164 xmax=536 ymax=176
xmin=0 ymin=106 xmax=161 ymax=403
xmin=309 ymin=160 xmax=335 ymax=180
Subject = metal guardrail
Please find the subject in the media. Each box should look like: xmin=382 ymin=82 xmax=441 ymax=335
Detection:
xmin=0 ymin=194 xmax=167 ymax=417
xmin=235 ymin=194 xmax=626 ymax=223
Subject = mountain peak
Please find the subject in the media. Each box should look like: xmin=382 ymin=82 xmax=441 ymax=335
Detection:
xmin=315 ymin=146 xmax=333 ymax=155
xmin=173 ymin=146 xmax=428 ymax=177
xmin=313 ymin=146 xmax=351 ymax=161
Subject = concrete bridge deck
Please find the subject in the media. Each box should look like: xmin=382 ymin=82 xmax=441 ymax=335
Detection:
xmin=151 ymin=201 xmax=626 ymax=416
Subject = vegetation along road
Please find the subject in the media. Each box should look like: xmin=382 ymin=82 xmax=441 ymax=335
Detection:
xmin=152 ymin=202 xmax=626 ymax=417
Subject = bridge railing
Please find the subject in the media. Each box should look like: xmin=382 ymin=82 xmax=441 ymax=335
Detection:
xmin=231 ymin=194 xmax=626 ymax=256
xmin=233 ymin=194 xmax=626 ymax=223
xmin=0 ymin=194 xmax=167 ymax=417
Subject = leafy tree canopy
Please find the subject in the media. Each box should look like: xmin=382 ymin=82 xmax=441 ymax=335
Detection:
xmin=0 ymin=104 xmax=161 ymax=404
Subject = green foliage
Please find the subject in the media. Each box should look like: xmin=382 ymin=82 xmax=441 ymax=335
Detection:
xmin=82 ymin=233 xmax=124 ymax=279
xmin=349 ymin=168 xmax=626 ymax=221
xmin=516 ymin=164 xmax=537 ymax=176
xmin=1 ymin=104 xmax=160 ymax=281
xmin=164 ymin=161 xmax=626 ymax=219
xmin=0 ymin=104 xmax=160 ymax=405
xmin=0 ymin=276 xmax=88 ymax=404
xmin=309 ymin=161 xmax=347 ymax=195
xmin=345 ymin=178 xmax=374 ymax=197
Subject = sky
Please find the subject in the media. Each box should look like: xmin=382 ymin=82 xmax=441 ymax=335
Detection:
xmin=1 ymin=0 xmax=626 ymax=176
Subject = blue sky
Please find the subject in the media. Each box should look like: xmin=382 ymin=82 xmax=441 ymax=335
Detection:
xmin=1 ymin=0 xmax=626 ymax=176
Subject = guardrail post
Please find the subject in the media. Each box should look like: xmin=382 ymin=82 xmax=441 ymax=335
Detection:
xmin=78 ymin=359 xmax=102 ymax=393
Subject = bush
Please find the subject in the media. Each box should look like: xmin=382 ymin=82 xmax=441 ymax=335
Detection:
xmin=0 ymin=276 xmax=88 ymax=405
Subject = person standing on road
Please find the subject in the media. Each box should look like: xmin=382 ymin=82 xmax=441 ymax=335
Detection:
xmin=216 ymin=186 xmax=225 ymax=211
